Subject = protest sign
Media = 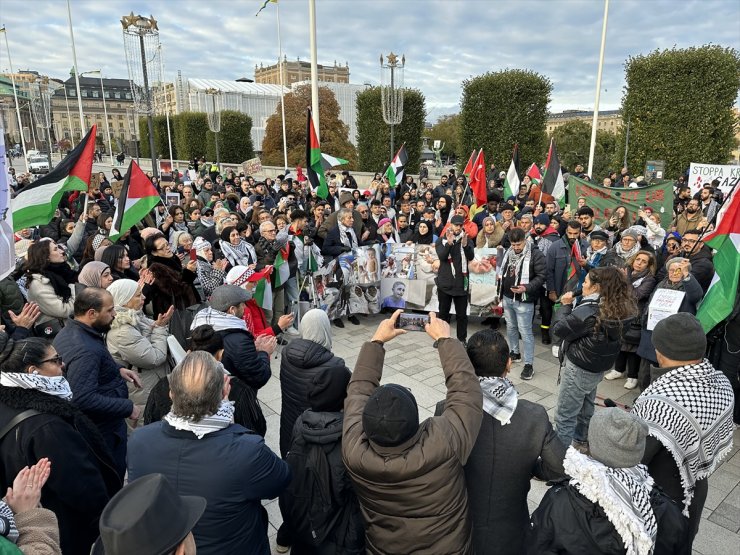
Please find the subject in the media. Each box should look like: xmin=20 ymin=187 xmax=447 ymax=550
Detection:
xmin=159 ymin=160 xmax=173 ymax=182
xmin=0 ymin=130 xmax=15 ymax=281
xmin=569 ymin=176 xmax=674 ymax=230
xmin=242 ymin=157 xmax=262 ymax=176
xmin=165 ymin=192 xmax=181 ymax=207
xmin=110 ymin=180 xmax=124 ymax=198
xmin=687 ymin=163 xmax=740 ymax=195
xmin=647 ymin=289 xmax=685 ymax=330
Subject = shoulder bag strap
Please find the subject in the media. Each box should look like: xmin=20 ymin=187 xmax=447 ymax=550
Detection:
xmin=0 ymin=409 xmax=43 ymax=442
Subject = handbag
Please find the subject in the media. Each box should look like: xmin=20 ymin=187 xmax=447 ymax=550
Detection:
xmin=33 ymin=318 xmax=65 ymax=339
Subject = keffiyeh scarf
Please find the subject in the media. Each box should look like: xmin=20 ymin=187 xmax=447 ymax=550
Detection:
xmin=164 ymin=399 xmax=235 ymax=439
xmin=338 ymin=223 xmax=359 ymax=250
xmin=444 ymin=232 xmax=469 ymax=280
xmin=479 ymin=377 xmax=518 ymax=425
xmin=220 ymin=239 xmax=257 ymax=268
xmin=564 ymin=447 xmax=657 ymax=555
xmin=0 ymin=372 xmax=73 ymax=401
xmin=615 ymin=240 xmax=640 ymax=261
xmin=190 ymin=306 xmax=247 ymax=332
xmin=499 ymin=240 xmax=532 ymax=299
xmin=632 ymin=359 xmax=735 ymax=516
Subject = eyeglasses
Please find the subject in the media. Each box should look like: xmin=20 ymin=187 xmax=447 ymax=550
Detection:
xmin=263 ymin=228 xmax=276 ymax=233
xmin=39 ymin=355 xmax=64 ymax=366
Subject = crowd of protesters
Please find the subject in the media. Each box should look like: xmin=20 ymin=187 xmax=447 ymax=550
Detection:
xmin=0 ymin=156 xmax=737 ymax=555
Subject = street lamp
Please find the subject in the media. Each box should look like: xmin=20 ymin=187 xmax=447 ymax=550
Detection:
xmin=380 ymin=52 xmax=405 ymax=160
xmin=0 ymin=26 xmax=28 ymax=161
xmin=204 ymin=88 xmax=222 ymax=168
xmin=81 ymin=70 xmax=113 ymax=164
xmin=121 ymin=12 xmax=160 ymax=178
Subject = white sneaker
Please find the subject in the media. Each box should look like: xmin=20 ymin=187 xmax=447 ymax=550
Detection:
xmin=604 ymin=370 xmax=624 ymax=381
xmin=283 ymin=327 xmax=300 ymax=337
xmin=624 ymin=378 xmax=638 ymax=390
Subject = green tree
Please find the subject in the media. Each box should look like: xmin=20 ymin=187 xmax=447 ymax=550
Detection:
xmin=174 ymin=112 xmax=208 ymax=162
xmin=617 ymin=45 xmax=740 ymax=178
xmin=356 ymin=86 xmax=425 ymax=173
xmin=262 ymin=84 xmax=357 ymax=169
xmin=458 ymin=69 xmax=552 ymax=173
xmin=206 ymin=110 xmax=254 ymax=164
xmin=428 ymin=114 xmax=460 ymax=158
xmin=550 ymin=120 xmax=620 ymax=180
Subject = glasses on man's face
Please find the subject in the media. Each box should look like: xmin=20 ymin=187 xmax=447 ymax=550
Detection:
xmin=263 ymin=228 xmax=276 ymax=233
xmin=39 ymin=354 xmax=64 ymax=366
xmin=682 ymin=239 xmax=697 ymax=245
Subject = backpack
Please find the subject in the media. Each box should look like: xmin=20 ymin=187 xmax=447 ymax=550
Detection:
xmin=282 ymin=431 xmax=343 ymax=546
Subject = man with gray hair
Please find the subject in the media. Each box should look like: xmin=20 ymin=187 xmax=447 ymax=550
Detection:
xmin=127 ymin=351 xmax=290 ymax=555
xmin=322 ymin=208 xmax=364 ymax=327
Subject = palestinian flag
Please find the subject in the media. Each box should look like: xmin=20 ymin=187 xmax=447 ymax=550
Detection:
xmin=526 ymin=163 xmax=542 ymax=185
xmin=11 ymin=125 xmax=96 ymax=231
xmin=273 ymin=244 xmax=290 ymax=289
xmin=542 ymin=139 xmax=566 ymax=207
xmin=463 ymin=149 xmax=477 ymax=177
xmin=567 ymin=239 xmax=583 ymax=282
xmin=697 ymin=184 xmax=740 ymax=332
xmin=108 ymin=160 xmax=161 ymax=242
xmin=319 ymin=152 xmax=349 ymax=171
xmin=306 ymin=108 xmax=328 ymax=198
xmin=384 ymin=143 xmax=408 ymax=188
xmin=469 ymin=149 xmax=487 ymax=207
xmin=503 ymin=144 xmax=520 ymax=201
xmin=250 ymin=267 xmax=274 ymax=312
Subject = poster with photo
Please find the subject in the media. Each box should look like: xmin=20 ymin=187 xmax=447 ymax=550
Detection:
xmin=469 ymin=247 xmax=499 ymax=310
xmin=381 ymin=243 xmax=416 ymax=279
xmin=379 ymin=278 xmax=427 ymax=311
xmin=165 ymin=192 xmax=181 ymax=207
xmin=352 ymin=245 xmax=381 ymax=284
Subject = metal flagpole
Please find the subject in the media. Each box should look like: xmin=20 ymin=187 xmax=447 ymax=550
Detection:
xmin=0 ymin=27 xmax=28 ymax=161
xmin=96 ymin=72 xmax=114 ymax=163
xmin=587 ymin=0 xmax=609 ymax=178
xmin=62 ymin=85 xmax=75 ymax=148
xmin=66 ymin=0 xmax=86 ymax=135
xmin=308 ymin=0 xmax=320 ymax=141
xmin=276 ymin=1 xmax=289 ymax=172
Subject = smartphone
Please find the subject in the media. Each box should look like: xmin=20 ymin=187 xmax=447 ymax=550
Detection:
xmin=176 ymin=245 xmax=186 ymax=254
xmin=189 ymin=248 xmax=197 ymax=261
xmin=394 ymin=312 xmax=429 ymax=332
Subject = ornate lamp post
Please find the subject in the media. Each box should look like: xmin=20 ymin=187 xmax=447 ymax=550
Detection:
xmin=380 ymin=52 xmax=405 ymax=160
xmin=204 ymin=88 xmax=222 ymax=169
xmin=121 ymin=12 xmax=160 ymax=177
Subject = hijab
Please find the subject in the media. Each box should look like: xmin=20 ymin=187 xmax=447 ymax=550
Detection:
xmin=108 ymin=279 xmax=139 ymax=307
xmin=299 ymin=308 xmax=332 ymax=350
xmin=414 ymin=221 xmax=434 ymax=244
xmin=78 ymin=261 xmax=110 ymax=288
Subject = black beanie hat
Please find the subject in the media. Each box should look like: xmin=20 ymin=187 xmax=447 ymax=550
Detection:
xmin=308 ymin=366 xmax=351 ymax=412
xmin=652 ymin=313 xmax=706 ymax=361
xmin=362 ymin=384 xmax=419 ymax=447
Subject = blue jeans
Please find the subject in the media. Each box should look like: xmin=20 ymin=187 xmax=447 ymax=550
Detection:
xmin=503 ymin=297 xmax=535 ymax=364
xmin=555 ymin=357 xmax=604 ymax=446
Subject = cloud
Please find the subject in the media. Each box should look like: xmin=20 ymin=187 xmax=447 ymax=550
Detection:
xmin=1 ymin=0 xmax=737 ymax=121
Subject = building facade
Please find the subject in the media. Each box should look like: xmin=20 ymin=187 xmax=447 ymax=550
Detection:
xmin=0 ymin=75 xmax=32 ymax=149
xmin=546 ymin=109 xmax=622 ymax=135
xmin=254 ymin=57 xmax=349 ymax=85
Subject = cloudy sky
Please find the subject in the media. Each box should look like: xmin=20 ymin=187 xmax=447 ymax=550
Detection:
xmin=1 ymin=0 xmax=738 ymax=121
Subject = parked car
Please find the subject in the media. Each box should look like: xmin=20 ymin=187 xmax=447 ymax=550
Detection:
xmin=28 ymin=155 xmax=50 ymax=174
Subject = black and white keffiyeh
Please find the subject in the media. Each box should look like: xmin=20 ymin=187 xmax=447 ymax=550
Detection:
xmin=0 ymin=501 xmax=18 ymax=544
xmin=479 ymin=376 xmax=518 ymax=425
xmin=338 ymin=223 xmax=359 ymax=250
xmin=499 ymin=240 xmax=532 ymax=299
xmin=0 ymin=372 xmax=73 ymax=401
xmin=564 ymin=447 xmax=657 ymax=555
xmin=443 ymin=232 xmax=469 ymax=279
xmin=163 ymin=399 xmax=235 ymax=439
xmin=220 ymin=239 xmax=257 ymax=268
xmin=190 ymin=307 xmax=247 ymax=333
xmin=632 ymin=359 xmax=735 ymax=516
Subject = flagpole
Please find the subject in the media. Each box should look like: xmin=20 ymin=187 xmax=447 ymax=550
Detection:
xmin=0 ymin=27 xmax=27 ymax=162
xmin=158 ymin=44 xmax=174 ymax=171
xmin=66 ymin=0 xmax=85 ymax=135
xmin=308 ymin=0 xmax=320 ymax=141
xmin=275 ymin=1 xmax=289 ymax=172
xmin=587 ymin=0 xmax=609 ymax=178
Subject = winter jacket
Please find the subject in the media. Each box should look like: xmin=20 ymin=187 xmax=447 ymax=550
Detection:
xmin=13 ymin=507 xmax=62 ymax=555
xmin=435 ymin=398 xmax=566 ymax=555
xmin=0 ymin=388 xmax=121 ymax=555
xmin=220 ymin=327 xmax=271 ymax=390
xmin=552 ymin=297 xmax=633 ymax=373
xmin=673 ymin=210 xmax=703 ymax=236
xmin=342 ymin=340 xmax=483 ymax=555
xmin=534 ymin=228 xmax=560 ymax=258
xmin=26 ymin=274 xmax=75 ymax=324
xmin=280 ymin=411 xmax=365 ymax=555
xmin=440 ymin=205 xmax=478 ymax=240
xmin=435 ymin=235 xmax=475 ymax=296
xmin=545 ymin=236 xmax=587 ymax=295
xmin=128 ymin=420 xmax=291 ymax=555
xmin=500 ymin=247 xmax=547 ymax=303
xmin=317 ymin=209 xmax=363 ymax=241
xmin=53 ymin=319 xmax=132 ymax=448
xmin=322 ymin=225 xmax=355 ymax=258
xmin=106 ymin=307 xmax=169 ymax=374
xmin=526 ymin=477 xmax=690 ymax=555
xmin=279 ymin=338 xmax=349 ymax=457
xmin=687 ymin=246 xmax=714 ymax=293
xmin=0 ymin=277 xmax=24 ymax=323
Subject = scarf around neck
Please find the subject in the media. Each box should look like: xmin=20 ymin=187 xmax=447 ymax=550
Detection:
xmin=190 ymin=306 xmax=247 ymax=333
xmin=443 ymin=231 xmax=468 ymax=280
xmin=220 ymin=238 xmax=256 ymax=268
xmin=632 ymin=359 xmax=734 ymax=516
xmin=338 ymin=222 xmax=358 ymax=250
xmin=586 ymin=245 xmax=608 ymax=265
xmin=164 ymin=399 xmax=235 ymax=439
xmin=40 ymin=262 xmax=78 ymax=303
xmin=479 ymin=376 xmax=518 ymax=425
xmin=500 ymin=241 xmax=532 ymax=299
xmin=615 ymin=241 xmax=640 ymax=261
xmin=564 ymin=447 xmax=656 ymax=555
xmin=0 ymin=372 xmax=73 ymax=401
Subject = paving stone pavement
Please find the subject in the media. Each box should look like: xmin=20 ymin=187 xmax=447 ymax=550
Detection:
xmin=260 ymin=313 xmax=740 ymax=555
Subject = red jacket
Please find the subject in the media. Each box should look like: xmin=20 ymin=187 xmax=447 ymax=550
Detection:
xmin=441 ymin=205 xmax=479 ymax=240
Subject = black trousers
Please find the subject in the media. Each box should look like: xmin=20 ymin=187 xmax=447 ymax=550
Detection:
xmin=615 ymin=350 xmax=641 ymax=379
xmin=438 ymin=290 xmax=468 ymax=342
xmin=540 ymin=295 xmax=554 ymax=328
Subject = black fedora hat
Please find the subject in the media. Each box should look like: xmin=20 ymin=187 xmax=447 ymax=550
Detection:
xmin=92 ymin=474 xmax=206 ymax=555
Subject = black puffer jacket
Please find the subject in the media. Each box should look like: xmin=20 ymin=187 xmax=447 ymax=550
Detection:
xmin=435 ymin=235 xmax=475 ymax=296
xmin=0 ymin=388 xmax=122 ymax=555
xmin=552 ymin=297 xmax=633 ymax=373
xmin=279 ymin=338 xmax=348 ymax=457
xmin=526 ymin=478 xmax=689 ymax=555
